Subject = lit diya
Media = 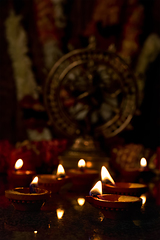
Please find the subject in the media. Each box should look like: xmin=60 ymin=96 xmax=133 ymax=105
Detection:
xmin=9 ymin=159 xmax=36 ymax=187
xmin=120 ymin=157 xmax=149 ymax=182
xmin=66 ymin=159 xmax=99 ymax=191
xmin=101 ymin=166 xmax=148 ymax=196
xmin=5 ymin=176 xmax=49 ymax=211
xmin=38 ymin=164 xmax=70 ymax=194
xmin=86 ymin=181 xmax=142 ymax=220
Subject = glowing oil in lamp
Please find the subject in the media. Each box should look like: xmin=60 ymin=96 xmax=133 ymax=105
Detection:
xmin=86 ymin=180 xmax=143 ymax=220
xmin=56 ymin=208 xmax=64 ymax=219
xmin=77 ymin=198 xmax=85 ymax=206
xmin=10 ymin=159 xmax=36 ymax=188
xmin=101 ymin=166 xmax=148 ymax=197
xmin=67 ymin=159 xmax=99 ymax=192
xmin=38 ymin=164 xmax=70 ymax=194
xmin=5 ymin=176 xmax=49 ymax=211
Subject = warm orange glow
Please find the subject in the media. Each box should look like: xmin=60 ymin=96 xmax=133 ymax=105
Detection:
xmin=77 ymin=198 xmax=85 ymax=206
xmin=34 ymin=231 xmax=37 ymax=234
xmin=140 ymin=194 xmax=147 ymax=205
xmin=78 ymin=159 xmax=86 ymax=168
xmin=56 ymin=208 xmax=64 ymax=219
xmin=31 ymin=176 xmax=38 ymax=184
xmin=90 ymin=180 xmax=102 ymax=196
xmin=14 ymin=159 xmax=23 ymax=170
xmin=57 ymin=164 xmax=65 ymax=175
xmin=140 ymin=158 xmax=147 ymax=168
xmin=101 ymin=166 xmax=115 ymax=185
xmin=86 ymin=161 xmax=92 ymax=168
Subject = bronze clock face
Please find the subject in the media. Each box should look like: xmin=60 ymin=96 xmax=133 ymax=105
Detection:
xmin=44 ymin=48 xmax=138 ymax=138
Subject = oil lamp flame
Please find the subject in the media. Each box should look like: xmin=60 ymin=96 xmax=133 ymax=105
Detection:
xmin=77 ymin=198 xmax=85 ymax=206
xmin=29 ymin=176 xmax=38 ymax=193
xmin=57 ymin=164 xmax=65 ymax=178
xmin=14 ymin=159 xmax=23 ymax=170
xmin=140 ymin=194 xmax=147 ymax=205
xmin=56 ymin=208 xmax=64 ymax=219
xmin=31 ymin=176 xmax=38 ymax=184
xmin=89 ymin=180 xmax=102 ymax=197
xmin=101 ymin=166 xmax=115 ymax=185
xmin=140 ymin=158 xmax=147 ymax=168
xmin=78 ymin=159 xmax=86 ymax=168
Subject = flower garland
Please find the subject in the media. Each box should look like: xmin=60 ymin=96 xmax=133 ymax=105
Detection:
xmin=5 ymin=10 xmax=38 ymax=101
xmin=5 ymin=9 xmax=52 ymax=141
xmin=33 ymin=0 xmax=68 ymax=70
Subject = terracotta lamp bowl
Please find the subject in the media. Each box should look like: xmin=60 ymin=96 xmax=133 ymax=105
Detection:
xmin=9 ymin=170 xmax=36 ymax=187
xmin=67 ymin=169 xmax=99 ymax=191
xmin=86 ymin=194 xmax=142 ymax=220
xmin=102 ymin=182 xmax=148 ymax=197
xmin=38 ymin=174 xmax=70 ymax=194
xmin=5 ymin=187 xmax=49 ymax=211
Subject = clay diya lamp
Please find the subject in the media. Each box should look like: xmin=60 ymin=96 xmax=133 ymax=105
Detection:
xmin=101 ymin=166 xmax=148 ymax=197
xmin=86 ymin=181 xmax=142 ymax=220
xmin=5 ymin=176 xmax=49 ymax=211
xmin=120 ymin=157 xmax=149 ymax=182
xmin=9 ymin=159 xmax=36 ymax=188
xmin=38 ymin=164 xmax=70 ymax=194
xmin=66 ymin=159 xmax=99 ymax=191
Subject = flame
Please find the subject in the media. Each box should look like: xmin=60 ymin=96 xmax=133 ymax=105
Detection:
xmin=31 ymin=176 xmax=38 ymax=184
xmin=90 ymin=180 xmax=102 ymax=196
xmin=14 ymin=159 xmax=23 ymax=170
xmin=57 ymin=164 xmax=65 ymax=175
xmin=77 ymin=198 xmax=85 ymax=206
xmin=78 ymin=159 xmax=86 ymax=168
xmin=34 ymin=231 xmax=37 ymax=234
xmin=140 ymin=158 xmax=147 ymax=168
xmin=56 ymin=208 xmax=64 ymax=219
xmin=140 ymin=194 xmax=147 ymax=205
xmin=101 ymin=166 xmax=115 ymax=185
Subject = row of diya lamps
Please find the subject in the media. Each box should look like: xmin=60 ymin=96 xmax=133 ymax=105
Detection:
xmin=5 ymin=157 xmax=148 ymax=219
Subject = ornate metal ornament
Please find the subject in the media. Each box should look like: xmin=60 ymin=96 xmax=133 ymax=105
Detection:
xmin=44 ymin=45 xmax=138 ymax=140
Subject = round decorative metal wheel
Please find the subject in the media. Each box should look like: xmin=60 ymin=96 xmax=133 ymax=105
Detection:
xmin=44 ymin=46 xmax=138 ymax=139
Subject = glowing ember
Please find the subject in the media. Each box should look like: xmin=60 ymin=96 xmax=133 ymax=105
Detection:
xmin=77 ymin=198 xmax=85 ymax=206
xmin=140 ymin=194 xmax=147 ymax=205
xmin=14 ymin=159 xmax=23 ymax=170
xmin=89 ymin=180 xmax=102 ymax=196
xmin=78 ymin=159 xmax=86 ymax=168
xmin=57 ymin=164 xmax=65 ymax=178
xmin=101 ymin=166 xmax=115 ymax=185
xmin=56 ymin=208 xmax=64 ymax=219
xmin=140 ymin=158 xmax=147 ymax=168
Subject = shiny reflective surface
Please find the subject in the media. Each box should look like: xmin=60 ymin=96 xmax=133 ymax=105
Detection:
xmin=1 ymin=174 xmax=160 ymax=240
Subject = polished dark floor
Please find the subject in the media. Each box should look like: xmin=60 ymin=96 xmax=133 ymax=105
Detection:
xmin=0 ymin=174 xmax=160 ymax=240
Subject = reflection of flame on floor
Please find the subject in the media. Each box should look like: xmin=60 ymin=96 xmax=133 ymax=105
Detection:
xmin=56 ymin=208 xmax=64 ymax=219
xmin=77 ymin=198 xmax=85 ymax=206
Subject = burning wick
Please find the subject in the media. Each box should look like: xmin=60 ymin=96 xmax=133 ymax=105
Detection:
xmin=78 ymin=159 xmax=86 ymax=172
xmin=14 ymin=159 xmax=23 ymax=171
xmin=140 ymin=158 xmax=147 ymax=170
xmin=56 ymin=164 xmax=66 ymax=179
xmin=29 ymin=176 xmax=38 ymax=193
xmin=89 ymin=180 xmax=102 ymax=197
xmin=101 ymin=166 xmax=115 ymax=185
